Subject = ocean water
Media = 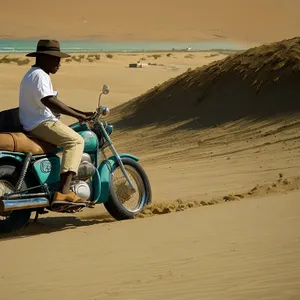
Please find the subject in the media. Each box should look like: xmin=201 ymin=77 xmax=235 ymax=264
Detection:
xmin=0 ymin=40 xmax=248 ymax=53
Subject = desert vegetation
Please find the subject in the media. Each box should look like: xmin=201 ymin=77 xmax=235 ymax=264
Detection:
xmin=184 ymin=53 xmax=194 ymax=59
xmin=0 ymin=56 xmax=30 ymax=66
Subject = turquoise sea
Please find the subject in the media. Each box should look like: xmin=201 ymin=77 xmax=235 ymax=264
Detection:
xmin=0 ymin=40 xmax=249 ymax=53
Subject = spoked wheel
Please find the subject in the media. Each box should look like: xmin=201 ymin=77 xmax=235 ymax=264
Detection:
xmin=0 ymin=165 xmax=31 ymax=234
xmin=104 ymin=158 xmax=152 ymax=220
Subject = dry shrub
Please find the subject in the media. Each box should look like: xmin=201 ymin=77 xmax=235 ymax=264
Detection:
xmin=71 ymin=55 xmax=82 ymax=62
xmin=205 ymin=53 xmax=219 ymax=58
xmin=0 ymin=56 xmax=30 ymax=66
xmin=0 ymin=56 xmax=11 ymax=64
xmin=184 ymin=54 xmax=194 ymax=59
xmin=153 ymin=54 xmax=161 ymax=59
xmin=17 ymin=58 xmax=30 ymax=66
xmin=87 ymin=54 xmax=100 ymax=60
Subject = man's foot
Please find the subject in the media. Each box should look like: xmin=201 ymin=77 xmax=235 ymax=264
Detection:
xmin=52 ymin=191 xmax=87 ymax=204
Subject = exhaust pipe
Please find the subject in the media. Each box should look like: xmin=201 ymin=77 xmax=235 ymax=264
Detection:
xmin=0 ymin=197 xmax=50 ymax=213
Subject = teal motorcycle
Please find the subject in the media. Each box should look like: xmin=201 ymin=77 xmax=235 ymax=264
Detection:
xmin=0 ymin=85 xmax=152 ymax=234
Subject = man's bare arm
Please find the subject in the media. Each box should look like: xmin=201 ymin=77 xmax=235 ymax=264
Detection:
xmin=68 ymin=106 xmax=94 ymax=116
xmin=41 ymin=96 xmax=87 ymax=121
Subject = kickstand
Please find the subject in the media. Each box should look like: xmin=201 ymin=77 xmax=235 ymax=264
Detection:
xmin=33 ymin=211 xmax=39 ymax=223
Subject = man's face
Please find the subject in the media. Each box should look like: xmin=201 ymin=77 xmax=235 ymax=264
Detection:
xmin=47 ymin=55 xmax=61 ymax=74
xmin=40 ymin=55 xmax=61 ymax=74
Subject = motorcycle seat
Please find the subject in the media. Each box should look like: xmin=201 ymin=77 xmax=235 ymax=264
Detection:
xmin=0 ymin=108 xmax=56 ymax=155
xmin=0 ymin=132 xmax=57 ymax=155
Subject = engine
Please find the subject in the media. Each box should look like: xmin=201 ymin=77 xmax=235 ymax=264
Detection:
xmin=77 ymin=153 xmax=96 ymax=180
xmin=70 ymin=153 xmax=96 ymax=200
xmin=71 ymin=180 xmax=92 ymax=200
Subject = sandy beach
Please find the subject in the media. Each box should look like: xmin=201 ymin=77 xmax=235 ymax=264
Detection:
xmin=0 ymin=7 xmax=300 ymax=298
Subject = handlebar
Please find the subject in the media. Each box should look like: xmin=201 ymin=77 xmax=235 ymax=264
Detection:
xmin=87 ymin=106 xmax=110 ymax=124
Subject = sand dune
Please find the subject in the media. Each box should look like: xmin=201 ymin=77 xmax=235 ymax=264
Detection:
xmin=110 ymin=37 xmax=300 ymax=129
xmin=1 ymin=0 xmax=300 ymax=43
xmin=1 ymin=37 xmax=300 ymax=299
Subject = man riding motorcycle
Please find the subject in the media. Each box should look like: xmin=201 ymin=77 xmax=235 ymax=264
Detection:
xmin=19 ymin=39 xmax=92 ymax=204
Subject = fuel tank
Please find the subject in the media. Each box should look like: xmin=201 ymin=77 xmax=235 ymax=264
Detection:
xmin=70 ymin=122 xmax=98 ymax=152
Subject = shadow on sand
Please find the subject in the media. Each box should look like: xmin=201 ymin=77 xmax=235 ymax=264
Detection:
xmin=0 ymin=212 xmax=118 ymax=241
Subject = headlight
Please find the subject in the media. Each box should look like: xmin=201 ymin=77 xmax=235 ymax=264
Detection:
xmin=101 ymin=107 xmax=110 ymax=116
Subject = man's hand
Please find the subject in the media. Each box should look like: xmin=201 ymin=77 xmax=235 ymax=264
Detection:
xmin=84 ymin=112 xmax=94 ymax=117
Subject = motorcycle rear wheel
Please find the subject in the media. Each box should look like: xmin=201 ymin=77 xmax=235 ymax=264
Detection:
xmin=0 ymin=165 xmax=31 ymax=234
xmin=104 ymin=157 xmax=152 ymax=220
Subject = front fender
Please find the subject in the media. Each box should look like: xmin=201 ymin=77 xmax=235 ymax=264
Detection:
xmin=95 ymin=154 xmax=139 ymax=204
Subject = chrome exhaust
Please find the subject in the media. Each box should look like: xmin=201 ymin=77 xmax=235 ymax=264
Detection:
xmin=0 ymin=197 xmax=50 ymax=213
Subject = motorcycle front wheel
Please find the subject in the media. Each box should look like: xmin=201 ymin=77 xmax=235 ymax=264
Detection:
xmin=104 ymin=157 xmax=152 ymax=220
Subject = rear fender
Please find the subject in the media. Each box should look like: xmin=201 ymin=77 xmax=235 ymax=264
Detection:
xmin=0 ymin=151 xmax=40 ymax=186
xmin=96 ymin=154 xmax=139 ymax=204
xmin=0 ymin=151 xmax=25 ymax=165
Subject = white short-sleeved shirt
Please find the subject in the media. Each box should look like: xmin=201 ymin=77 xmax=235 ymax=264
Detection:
xmin=19 ymin=66 xmax=58 ymax=131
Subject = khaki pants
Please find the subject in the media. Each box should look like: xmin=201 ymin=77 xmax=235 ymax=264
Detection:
xmin=29 ymin=120 xmax=84 ymax=175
